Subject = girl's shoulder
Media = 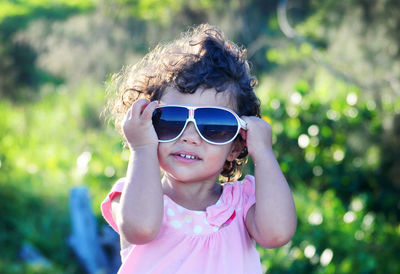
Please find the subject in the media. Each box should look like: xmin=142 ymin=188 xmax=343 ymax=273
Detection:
xmin=100 ymin=178 xmax=125 ymax=233
xmin=222 ymin=174 xmax=255 ymax=200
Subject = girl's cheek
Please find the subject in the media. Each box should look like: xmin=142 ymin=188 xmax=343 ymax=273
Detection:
xmin=157 ymin=144 xmax=170 ymax=165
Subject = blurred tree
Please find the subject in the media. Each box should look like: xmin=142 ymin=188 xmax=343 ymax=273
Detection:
xmin=272 ymin=0 xmax=400 ymax=222
xmin=0 ymin=0 xmax=94 ymax=101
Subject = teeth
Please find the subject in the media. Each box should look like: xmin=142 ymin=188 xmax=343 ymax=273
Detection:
xmin=179 ymin=154 xmax=196 ymax=159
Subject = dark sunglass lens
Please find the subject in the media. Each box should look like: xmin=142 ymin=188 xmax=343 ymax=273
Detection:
xmin=195 ymin=108 xmax=238 ymax=143
xmin=152 ymin=107 xmax=187 ymax=141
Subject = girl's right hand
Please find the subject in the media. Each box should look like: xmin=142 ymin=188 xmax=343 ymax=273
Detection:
xmin=122 ymin=99 xmax=159 ymax=150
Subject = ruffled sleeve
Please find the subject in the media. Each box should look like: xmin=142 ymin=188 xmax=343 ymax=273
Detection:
xmin=241 ymin=175 xmax=256 ymax=221
xmin=101 ymin=178 xmax=125 ymax=233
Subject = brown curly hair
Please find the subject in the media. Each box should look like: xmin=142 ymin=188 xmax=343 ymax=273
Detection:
xmin=104 ymin=24 xmax=260 ymax=182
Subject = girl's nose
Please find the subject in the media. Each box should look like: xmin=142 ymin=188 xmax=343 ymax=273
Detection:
xmin=179 ymin=122 xmax=202 ymax=144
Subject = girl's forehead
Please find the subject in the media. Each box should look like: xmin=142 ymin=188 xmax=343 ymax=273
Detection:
xmin=160 ymin=86 xmax=237 ymax=111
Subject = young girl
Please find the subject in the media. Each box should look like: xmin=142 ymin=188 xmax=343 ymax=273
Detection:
xmin=101 ymin=24 xmax=296 ymax=273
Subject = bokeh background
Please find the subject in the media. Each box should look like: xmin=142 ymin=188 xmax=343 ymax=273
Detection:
xmin=1 ymin=0 xmax=400 ymax=273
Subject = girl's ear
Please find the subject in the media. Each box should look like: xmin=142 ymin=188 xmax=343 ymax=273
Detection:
xmin=227 ymin=138 xmax=245 ymax=161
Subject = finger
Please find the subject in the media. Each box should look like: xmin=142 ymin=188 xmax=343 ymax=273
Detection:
xmin=141 ymin=100 xmax=159 ymax=120
xmin=239 ymin=129 xmax=247 ymax=142
xmin=240 ymin=115 xmax=251 ymax=124
xmin=130 ymin=99 xmax=150 ymax=119
xmin=124 ymin=107 xmax=132 ymax=121
xmin=240 ymin=116 xmax=253 ymax=129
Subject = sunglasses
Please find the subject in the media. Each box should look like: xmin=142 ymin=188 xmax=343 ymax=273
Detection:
xmin=152 ymin=105 xmax=247 ymax=145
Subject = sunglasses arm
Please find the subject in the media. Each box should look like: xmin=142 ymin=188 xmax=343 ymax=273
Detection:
xmin=238 ymin=117 xmax=247 ymax=130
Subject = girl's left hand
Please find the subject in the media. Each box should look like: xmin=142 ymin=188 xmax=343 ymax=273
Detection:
xmin=240 ymin=116 xmax=273 ymax=162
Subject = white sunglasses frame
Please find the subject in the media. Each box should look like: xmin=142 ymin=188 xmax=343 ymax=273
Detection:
xmin=153 ymin=105 xmax=247 ymax=145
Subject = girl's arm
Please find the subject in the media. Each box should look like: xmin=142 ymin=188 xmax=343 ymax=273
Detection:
xmin=241 ymin=116 xmax=297 ymax=248
xmin=111 ymin=99 xmax=164 ymax=245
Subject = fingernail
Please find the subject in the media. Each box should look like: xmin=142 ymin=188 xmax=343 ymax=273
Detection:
xmin=140 ymin=103 xmax=148 ymax=112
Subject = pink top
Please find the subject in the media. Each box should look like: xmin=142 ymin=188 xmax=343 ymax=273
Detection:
xmin=101 ymin=175 xmax=262 ymax=274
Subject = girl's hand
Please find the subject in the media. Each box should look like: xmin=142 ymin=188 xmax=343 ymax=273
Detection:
xmin=122 ymin=99 xmax=159 ymax=150
xmin=240 ymin=116 xmax=273 ymax=162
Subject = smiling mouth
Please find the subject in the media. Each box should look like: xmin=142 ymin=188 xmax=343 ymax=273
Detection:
xmin=175 ymin=153 xmax=200 ymax=160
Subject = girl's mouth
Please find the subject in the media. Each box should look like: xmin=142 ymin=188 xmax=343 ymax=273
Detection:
xmin=178 ymin=153 xmax=198 ymax=159
xmin=172 ymin=152 xmax=201 ymax=162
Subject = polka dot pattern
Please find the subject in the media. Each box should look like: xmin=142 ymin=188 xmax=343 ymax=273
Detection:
xmin=193 ymin=225 xmax=203 ymax=234
xmin=101 ymin=175 xmax=261 ymax=273
xmin=163 ymin=195 xmax=224 ymax=235
xmin=170 ymin=220 xmax=182 ymax=228
xmin=158 ymin=176 xmax=257 ymax=236
xmin=184 ymin=215 xmax=192 ymax=223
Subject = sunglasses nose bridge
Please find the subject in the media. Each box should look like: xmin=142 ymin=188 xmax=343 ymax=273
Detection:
xmin=178 ymin=118 xmax=202 ymax=144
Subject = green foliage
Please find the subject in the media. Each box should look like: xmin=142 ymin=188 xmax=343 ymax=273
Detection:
xmin=259 ymin=186 xmax=400 ymax=273
xmin=0 ymin=83 xmax=124 ymax=272
xmin=0 ymin=0 xmax=94 ymax=23
xmin=0 ymin=0 xmax=94 ymax=100
xmin=104 ymin=0 xmax=218 ymax=24
xmin=255 ymin=73 xmax=400 ymax=272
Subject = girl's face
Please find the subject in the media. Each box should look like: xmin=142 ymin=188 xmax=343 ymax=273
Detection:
xmin=157 ymin=87 xmax=241 ymax=183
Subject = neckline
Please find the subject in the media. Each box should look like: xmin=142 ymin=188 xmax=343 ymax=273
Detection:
xmin=163 ymin=184 xmax=225 ymax=213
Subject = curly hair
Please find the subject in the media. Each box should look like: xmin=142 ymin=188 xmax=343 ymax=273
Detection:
xmin=104 ymin=24 xmax=261 ymax=182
